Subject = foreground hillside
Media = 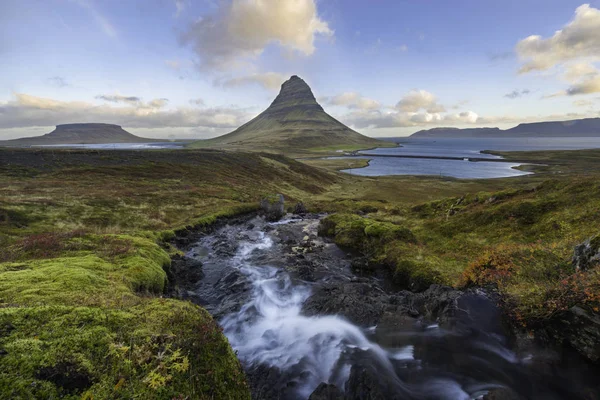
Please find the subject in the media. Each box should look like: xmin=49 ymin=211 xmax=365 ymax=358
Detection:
xmin=1 ymin=147 xmax=600 ymax=397
xmin=0 ymin=148 xmax=340 ymax=399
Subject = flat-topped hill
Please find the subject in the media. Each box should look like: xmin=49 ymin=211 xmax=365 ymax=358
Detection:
xmin=0 ymin=123 xmax=157 ymax=147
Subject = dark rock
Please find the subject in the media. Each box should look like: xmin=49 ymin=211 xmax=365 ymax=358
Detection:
xmin=483 ymin=388 xmax=527 ymax=400
xmin=294 ymin=202 xmax=308 ymax=215
xmin=541 ymin=306 xmax=600 ymax=363
xmin=308 ymin=383 xmax=344 ymax=400
xmin=572 ymin=235 xmax=600 ymax=271
xmin=302 ymin=280 xmax=399 ymax=326
xmin=260 ymin=194 xmax=285 ymax=222
xmin=345 ymin=365 xmax=405 ymax=400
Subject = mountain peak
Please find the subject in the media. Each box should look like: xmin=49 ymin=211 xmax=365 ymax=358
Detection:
xmin=268 ymin=75 xmax=321 ymax=111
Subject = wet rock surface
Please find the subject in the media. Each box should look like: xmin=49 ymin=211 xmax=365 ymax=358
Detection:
xmin=174 ymin=214 xmax=600 ymax=400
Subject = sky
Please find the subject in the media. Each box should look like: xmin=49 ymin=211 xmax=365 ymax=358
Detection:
xmin=1 ymin=0 xmax=600 ymax=140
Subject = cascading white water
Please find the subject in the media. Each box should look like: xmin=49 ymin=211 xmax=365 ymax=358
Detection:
xmin=220 ymin=231 xmax=424 ymax=398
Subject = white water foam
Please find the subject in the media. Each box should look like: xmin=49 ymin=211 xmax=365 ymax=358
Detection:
xmin=220 ymin=231 xmax=411 ymax=398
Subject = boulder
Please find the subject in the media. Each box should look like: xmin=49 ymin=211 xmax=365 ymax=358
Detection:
xmin=541 ymin=306 xmax=600 ymax=363
xmin=294 ymin=202 xmax=308 ymax=215
xmin=260 ymin=194 xmax=285 ymax=221
xmin=572 ymin=235 xmax=600 ymax=271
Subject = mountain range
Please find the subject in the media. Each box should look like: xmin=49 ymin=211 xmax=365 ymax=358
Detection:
xmin=411 ymin=118 xmax=600 ymax=138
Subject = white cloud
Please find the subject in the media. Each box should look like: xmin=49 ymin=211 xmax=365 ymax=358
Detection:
xmin=0 ymin=93 xmax=250 ymax=130
xmin=516 ymin=4 xmax=600 ymax=73
xmin=181 ymin=0 xmax=332 ymax=71
xmin=342 ymin=108 xmax=478 ymax=129
xmin=321 ymin=92 xmax=381 ymax=110
xmin=218 ymin=72 xmax=288 ymax=90
xmin=516 ymin=4 xmax=600 ymax=97
xmin=396 ymin=90 xmax=446 ymax=113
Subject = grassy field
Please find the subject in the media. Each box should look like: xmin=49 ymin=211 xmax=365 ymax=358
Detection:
xmin=1 ymin=146 xmax=600 ymax=397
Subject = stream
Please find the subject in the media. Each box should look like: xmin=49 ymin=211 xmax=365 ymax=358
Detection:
xmin=176 ymin=215 xmax=598 ymax=400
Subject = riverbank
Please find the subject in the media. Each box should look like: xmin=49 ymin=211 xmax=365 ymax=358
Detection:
xmin=170 ymin=213 xmax=600 ymax=399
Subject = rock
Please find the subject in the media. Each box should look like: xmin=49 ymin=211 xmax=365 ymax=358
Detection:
xmin=541 ymin=305 xmax=600 ymax=363
xmin=260 ymin=194 xmax=285 ymax=222
xmin=483 ymin=388 xmax=527 ymax=400
xmin=345 ymin=365 xmax=405 ymax=400
xmin=302 ymin=280 xmax=399 ymax=326
xmin=308 ymin=383 xmax=343 ymax=400
xmin=294 ymin=202 xmax=308 ymax=215
xmin=572 ymin=235 xmax=600 ymax=271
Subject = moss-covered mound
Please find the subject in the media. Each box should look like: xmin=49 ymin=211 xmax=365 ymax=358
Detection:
xmin=0 ymin=233 xmax=249 ymax=399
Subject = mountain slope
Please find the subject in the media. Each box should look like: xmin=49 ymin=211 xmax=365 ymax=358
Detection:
xmin=411 ymin=118 xmax=600 ymax=138
xmin=0 ymin=123 xmax=157 ymax=147
xmin=191 ymin=75 xmax=387 ymax=153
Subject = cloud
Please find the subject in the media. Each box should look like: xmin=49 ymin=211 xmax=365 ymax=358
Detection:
xmin=566 ymin=74 xmax=600 ymax=95
xmin=181 ymin=0 xmax=332 ymax=71
xmin=189 ymin=98 xmax=206 ymax=106
xmin=516 ymin=4 xmax=600 ymax=73
xmin=396 ymin=90 xmax=446 ymax=113
xmin=71 ymin=0 xmax=117 ymax=38
xmin=218 ymin=72 xmax=287 ymax=90
xmin=0 ymin=93 xmax=250 ymax=130
xmin=504 ymin=89 xmax=531 ymax=99
xmin=174 ymin=0 xmax=188 ymax=17
xmin=489 ymin=51 xmax=515 ymax=62
xmin=397 ymin=44 xmax=408 ymax=52
xmin=95 ymin=94 xmax=142 ymax=105
xmin=321 ymin=92 xmax=381 ymax=110
xmin=343 ymin=108 xmax=479 ymax=129
xmin=48 ymin=77 xmax=69 ymax=88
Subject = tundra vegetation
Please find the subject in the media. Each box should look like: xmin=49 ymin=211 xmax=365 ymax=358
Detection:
xmin=1 ymin=146 xmax=600 ymax=398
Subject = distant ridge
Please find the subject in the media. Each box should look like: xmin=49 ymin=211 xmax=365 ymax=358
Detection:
xmin=0 ymin=123 xmax=158 ymax=147
xmin=191 ymin=75 xmax=387 ymax=152
xmin=411 ymin=118 xmax=600 ymax=138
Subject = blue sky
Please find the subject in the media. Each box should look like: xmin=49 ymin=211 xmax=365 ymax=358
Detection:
xmin=1 ymin=0 xmax=600 ymax=139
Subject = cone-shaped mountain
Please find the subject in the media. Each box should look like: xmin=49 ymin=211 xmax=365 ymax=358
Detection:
xmin=192 ymin=75 xmax=385 ymax=152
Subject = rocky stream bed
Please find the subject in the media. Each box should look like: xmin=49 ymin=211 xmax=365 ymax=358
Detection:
xmin=169 ymin=214 xmax=600 ymax=400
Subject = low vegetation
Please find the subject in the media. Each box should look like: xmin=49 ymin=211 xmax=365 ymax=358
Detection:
xmin=318 ymin=177 xmax=600 ymax=325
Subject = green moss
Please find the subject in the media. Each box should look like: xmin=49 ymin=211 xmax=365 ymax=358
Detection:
xmin=0 ymin=301 xmax=249 ymax=399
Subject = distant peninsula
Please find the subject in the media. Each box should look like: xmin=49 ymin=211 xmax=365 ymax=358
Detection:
xmin=411 ymin=117 xmax=600 ymax=138
xmin=0 ymin=123 xmax=159 ymax=147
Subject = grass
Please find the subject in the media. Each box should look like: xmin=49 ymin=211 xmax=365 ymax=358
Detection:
xmin=1 ymin=146 xmax=600 ymax=396
xmin=318 ymin=177 xmax=600 ymax=323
